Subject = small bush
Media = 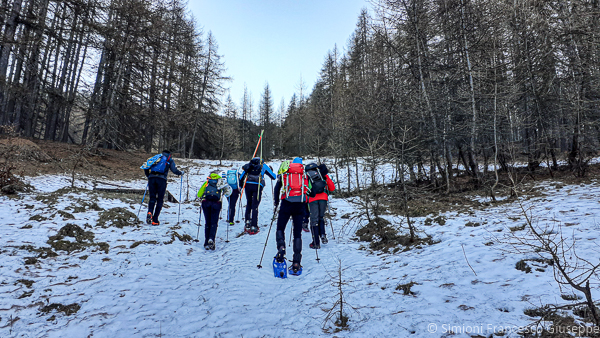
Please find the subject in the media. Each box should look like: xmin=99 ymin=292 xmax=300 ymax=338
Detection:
xmin=97 ymin=207 xmax=138 ymax=228
xmin=396 ymin=281 xmax=418 ymax=296
xmin=516 ymin=260 xmax=532 ymax=273
xmin=39 ymin=303 xmax=80 ymax=316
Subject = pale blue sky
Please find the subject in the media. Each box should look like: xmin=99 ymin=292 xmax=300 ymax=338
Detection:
xmin=188 ymin=0 xmax=370 ymax=113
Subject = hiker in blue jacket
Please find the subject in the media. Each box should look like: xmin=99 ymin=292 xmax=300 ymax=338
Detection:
xmin=144 ymin=150 xmax=183 ymax=225
xmin=239 ymin=157 xmax=276 ymax=234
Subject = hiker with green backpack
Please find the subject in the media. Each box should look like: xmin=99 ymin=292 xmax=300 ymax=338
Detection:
xmin=140 ymin=150 xmax=184 ymax=226
xmin=197 ymin=171 xmax=232 ymax=250
xmin=273 ymin=157 xmax=310 ymax=275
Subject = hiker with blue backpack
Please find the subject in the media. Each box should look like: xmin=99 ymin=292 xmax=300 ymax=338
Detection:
xmin=197 ymin=171 xmax=232 ymax=250
xmin=225 ymin=168 xmax=241 ymax=226
xmin=239 ymin=157 xmax=276 ymax=234
xmin=141 ymin=150 xmax=184 ymax=226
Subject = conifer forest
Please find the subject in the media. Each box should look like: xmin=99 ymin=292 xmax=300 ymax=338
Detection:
xmin=0 ymin=0 xmax=599 ymax=185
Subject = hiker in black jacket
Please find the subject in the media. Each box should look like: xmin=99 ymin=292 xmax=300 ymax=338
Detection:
xmin=144 ymin=150 xmax=183 ymax=225
xmin=239 ymin=157 xmax=276 ymax=234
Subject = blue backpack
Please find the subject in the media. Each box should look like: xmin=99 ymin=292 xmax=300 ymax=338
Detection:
xmin=204 ymin=179 xmax=222 ymax=201
xmin=149 ymin=154 xmax=171 ymax=174
xmin=227 ymin=170 xmax=239 ymax=189
xmin=140 ymin=154 xmax=162 ymax=170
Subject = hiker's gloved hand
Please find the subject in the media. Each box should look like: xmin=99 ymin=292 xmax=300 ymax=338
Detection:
xmin=180 ymin=170 xmax=185 ymax=175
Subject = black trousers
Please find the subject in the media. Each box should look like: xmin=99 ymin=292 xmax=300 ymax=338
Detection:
xmin=275 ymin=200 xmax=306 ymax=264
xmin=202 ymin=199 xmax=221 ymax=244
xmin=227 ymin=188 xmax=240 ymax=222
xmin=309 ymin=200 xmax=327 ymax=246
xmin=244 ymin=184 xmax=263 ymax=227
xmin=147 ymin=177 xmax=167 ymax=222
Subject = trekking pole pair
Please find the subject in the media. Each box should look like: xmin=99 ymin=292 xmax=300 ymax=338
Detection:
xmin=257 ymin=205 xmax=279 ymax=269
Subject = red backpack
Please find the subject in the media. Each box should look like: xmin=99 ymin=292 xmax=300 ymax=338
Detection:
xmin=281 ymin=163 xmax=309 ymax=202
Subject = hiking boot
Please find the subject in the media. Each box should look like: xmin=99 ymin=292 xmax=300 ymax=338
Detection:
xmin=321 ymin=235 xmax=328 ymax=244
xmin=309 ymin=242 xmax=320 ymax=250
xmin=146 ymin=212 xmax=152 ymax=225
xmin=204 ymin=243 xmax=210 ymax=250
xmin=229 ymin=222 xmax=234 ymax=226
xmin=207 ymin=239 xmax=215 ymax=250
xmin=151 ymin=220 xmax=160 ymax=226
xmin=275 ymin=248 xmax=286 ymax=263
xmin=249 ymin=225 xmax=259 ymax=234
xmin=290 ymin=262 xmax=301 ymax=274
xmin=302 ymin=222 xmax=309 ymax=232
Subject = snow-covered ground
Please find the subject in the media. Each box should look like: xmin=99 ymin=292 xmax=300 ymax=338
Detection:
xmin=1 ymin=159 xmax=599 ymax=337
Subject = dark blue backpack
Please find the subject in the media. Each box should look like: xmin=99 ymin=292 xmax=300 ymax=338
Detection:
xmin=204 ymin=179 xmax=222 ymax=201
xmin=150 ymin=154 xmax=171 ymax=174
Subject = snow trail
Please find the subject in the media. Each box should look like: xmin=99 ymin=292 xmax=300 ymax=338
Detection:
xmin=1 ymin=161 xmax=599 ymax=337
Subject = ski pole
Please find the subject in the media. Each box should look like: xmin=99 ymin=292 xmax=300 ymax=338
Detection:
xmin=237 ymin=189 xmax=242 ymax=223
xmin=288 ymin=219 xmax=292 ymax=247
xmin=136 ymin=183 xmax=149 ymax=222
xmin=195 ymin=202 xmax=202 ymax=242
xmin=310 ymin=218 xmax=320 ymax=263
xmin=257 ymin=205 xmax=279 ymax=269
xmin=327 ymin=200 xmax=335 ymax=240
xmin=225 ymin=199 xmax=230 ymax=243
xmin=177 ymin=175 xmax=183 ymax=225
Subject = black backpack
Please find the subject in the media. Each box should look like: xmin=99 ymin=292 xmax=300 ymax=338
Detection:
xmin=305 ymin=163 xmax=326 ymax=197
xmin=204 ymin=178 xmax=222 ymax=201
xmin=244 ymin=162 xmax=262 ymax=183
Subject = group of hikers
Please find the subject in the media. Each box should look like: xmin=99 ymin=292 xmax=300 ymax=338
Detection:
xmin=140 ymin=150 xmax=336 ymax=275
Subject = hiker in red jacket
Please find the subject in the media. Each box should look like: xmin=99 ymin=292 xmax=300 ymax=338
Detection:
xmin=306 ymin=163 xmax=335 ymax=249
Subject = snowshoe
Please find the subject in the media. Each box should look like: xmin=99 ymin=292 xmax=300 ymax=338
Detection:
xmin=309 ymin=242 xmax=320 ymax=249
xmin=289 ymin=263 xmax=302 ymax=276
xmin=146 ymin=212 xmax=152 ymax=225
xmin=321 ymin=235 xmax=328 ymax=244
xmin=207 ymin=239 xmax=215 ymax=250
xmin=204 ymin=243 xmax=210 ymax=250
xmin=247 ymin=225 xmax=259 ymax=235
xmin=273 ymin=256 xmax=287 ymax=278
xmin=302 ymin=222 xmax=309 ymax=232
